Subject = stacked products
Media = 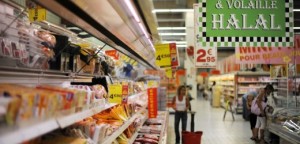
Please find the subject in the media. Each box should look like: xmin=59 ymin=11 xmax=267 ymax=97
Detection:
xmin=133 ymin=112 xmax=167 ymax=144
xmin=0 ymin=84 xmax=107 ymax=126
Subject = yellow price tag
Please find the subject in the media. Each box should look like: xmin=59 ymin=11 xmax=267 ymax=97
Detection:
xmin=165 ymin=67 xmax=172 ymax=78
xmin=108 ymin=84 xmax=122 ymax=104
xmin=148 ymin=80 xmax=158 ymax=88
xmin=29 ymin=8 xmax=47 ymax=22
xmin=155 ymin=44 xmax=171 ymax=67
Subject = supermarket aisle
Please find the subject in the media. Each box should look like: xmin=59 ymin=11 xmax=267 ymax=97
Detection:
xmin=167 ymin=97 xmax=254 ymax=144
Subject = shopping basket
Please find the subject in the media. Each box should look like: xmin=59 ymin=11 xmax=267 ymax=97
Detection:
xmin=182 ymin=131 xmax=203 ymax=144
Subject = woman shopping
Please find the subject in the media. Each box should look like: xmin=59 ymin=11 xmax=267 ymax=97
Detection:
xmin=171 ymin=85 xmax=190 ymax=144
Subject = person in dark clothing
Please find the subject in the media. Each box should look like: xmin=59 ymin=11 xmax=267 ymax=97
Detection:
xmin=171 ymin=85 xmax=190 ymax=144
xmin=245 ymin=91 xmax=258 ymax=140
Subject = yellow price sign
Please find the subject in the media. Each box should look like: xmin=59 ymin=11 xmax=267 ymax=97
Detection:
xmin=155 ymin=44 xmax=171 ymax=67
xmin=29 ymin=8 xmax=47 ymax=22
xmin=148 ymin=80 xmax=158 ymax=88
xmin=165 ymin=67 xmax=172 ymax=78
xmin=108 ymin=84 xmax=123 ymax=104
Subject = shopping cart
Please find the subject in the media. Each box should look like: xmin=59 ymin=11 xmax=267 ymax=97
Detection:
xmin=182 ymin=111 xmax=203 ymax=144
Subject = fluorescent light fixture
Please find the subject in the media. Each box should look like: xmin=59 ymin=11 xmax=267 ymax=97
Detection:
xmin=148 ymin=38 xmax=155 ymax=51
xmin=152 ymin=9 xmax=194 ymax=13
xmin=177 ymin=45 xmax=187 ymax=47
xmin=124 ymin=0 xmax=155 ymax=52
xmin=157 ymin=27 xmax=186 ymax=30
xmin=294 ymin=27 xmax=300 ymax=29
xmin=139 ymin=23 xmax=149 ymax=38
xmin=293 ymin=9 xmax=300 ymax=12
xmin=159 ymin=33 xmax=186 ymax=36
xmin=125 ymin=0 xmax=140 ymax=22
xmin=162 ymin=41 xmax=187 ymax=44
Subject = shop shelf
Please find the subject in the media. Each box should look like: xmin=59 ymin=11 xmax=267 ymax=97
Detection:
xmin=269 ymin=123 xmax=300 ymax=144
xmin=277 ymin=88 xmax=288 ymax=91
xmin=56 ymin=102 xmax=115 ymax=128
xmin=102 ymin=108 xmax=147 ymax=144
xmin=0 ymin=118 xmax=59 ymax=144
xmin=128 ymin=113 xmax=148 ymax=144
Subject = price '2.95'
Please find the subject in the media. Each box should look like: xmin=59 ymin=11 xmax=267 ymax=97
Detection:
xmin=197 ymin=49 xmax=215 ymax=62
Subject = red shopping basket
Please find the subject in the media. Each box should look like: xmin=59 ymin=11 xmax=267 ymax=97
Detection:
xmin=182 ymin=131 xmax=203 ymax=144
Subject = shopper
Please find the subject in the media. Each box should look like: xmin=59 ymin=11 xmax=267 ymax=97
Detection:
xmin=245 ymin=91 xmax=258 ymax=140
xmin=251 ymin=84 xmax=274 ymax=143
xmin=171 ymin=85 xmax=190 ymax=144
xmin=209 ymin=81 xmax=216 ymax=105
xmin=186 ymin=85 xmax=193 ymax=111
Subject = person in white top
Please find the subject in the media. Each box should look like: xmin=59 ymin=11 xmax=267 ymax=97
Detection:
xmin=251 ymin=84 xmax=274 ymax=143
xmin=171 ymin=85 xmax=190 ymax=144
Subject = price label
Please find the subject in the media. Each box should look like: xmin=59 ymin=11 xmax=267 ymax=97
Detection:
xmin=195 ymin=47 xmax=217 ymax=68
xmin=155 ymin=44 xmax=171 ymax=67
xmin=148 ymin=80 xmax=158 ymax=88
xmin=29 ymin=7 xmax=47 ymax=22
xmin=108 ymin=84 xmax=122 ymax=104
xmin=165 ymin=67 xmax=173 ymax=78
xmin=122 ymin=84 xmax=128 ymax=104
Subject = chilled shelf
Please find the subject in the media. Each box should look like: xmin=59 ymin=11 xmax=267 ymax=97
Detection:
xmin=0 ymin=118 xmax=59 ymax=144
xmin=269 ymin=123 xmax=300 ymax=144
xmin=102 ymin=108 xmax=147 ymax=144
xmin=0 ymin=100 xmax=116 ymax=143
xmin=128 ymin=113 xmax=148 ymax=144
xmin=56 ymin=101 xmax=115 ymax=128
xmin=277 ymin=88 xmax=288 ymax=91
xmin=238 ymin=86 xmax=264 ymax=89
xmin=238 ymin=81 xmax=278 ymax=83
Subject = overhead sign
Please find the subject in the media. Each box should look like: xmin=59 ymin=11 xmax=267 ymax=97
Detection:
xmin=169 ymin=43 xmax=179 ymax=67
xmin=194 ymin=46 xmax=217 ymax=68
xmin=148 ymin=88 xmax=158 ymax=118
xmin=105 ymin=50 xmax=119 ymax=60
xmin=108 ymin=84 xmax=122 ymax=104
xmin=235 ymin=35 xmax=300 ymax=64
xmin=194 ymin=0 xmax=294 ymax=47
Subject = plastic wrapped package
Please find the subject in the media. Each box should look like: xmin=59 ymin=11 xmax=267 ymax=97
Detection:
xmin=76 ymin=52 xmax=96 ymax=74
xmin=271 ymin=108 xmax=300 ymax=135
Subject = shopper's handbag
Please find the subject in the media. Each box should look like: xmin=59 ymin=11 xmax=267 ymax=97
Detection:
xmin=182 ymin=131 xmax=203 ymax=144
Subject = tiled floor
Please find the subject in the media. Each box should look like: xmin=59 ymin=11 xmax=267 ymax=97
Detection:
xmin=167 ymin=97 xmax=255 ymax=144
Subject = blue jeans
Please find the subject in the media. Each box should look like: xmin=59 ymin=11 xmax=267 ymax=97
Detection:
xmin=174 ymin=111 xmax=187 ymax=143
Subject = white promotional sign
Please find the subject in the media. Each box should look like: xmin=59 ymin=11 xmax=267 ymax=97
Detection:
xmin=194 ymin=4 xmax=217 ymax=68
xmin=194 ymin=46 xmax=217 ymax=68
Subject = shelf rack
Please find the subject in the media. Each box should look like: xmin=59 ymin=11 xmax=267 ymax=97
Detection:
xmin=0 ymin=102 xmax=116 ymax=143
xmin=102 ymin=108 xmax=147 ymax=144
xmin=0 ymin=86 xmax=147 ymax=143
xmin=128 ymin=112 xmax=148 ymax=144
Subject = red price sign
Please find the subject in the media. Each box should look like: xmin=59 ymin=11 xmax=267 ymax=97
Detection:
xmin=195 ymin=47 xmax=217 ymax=68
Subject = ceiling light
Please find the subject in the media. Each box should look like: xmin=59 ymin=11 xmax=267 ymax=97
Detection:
xmin=159 ymin=33 xmax=186 ymax=36
xmin=125 ymin=0 xmax=140 ymax=22
xmin=177 ymin=45 xmax=187 ymax=47
xmin=162 ymin=41 xmax=187 ymax=44
xmin=294 ymin=27 xmax=300 ymax=29
xmin=293 ymin=9 xmax=300 ymax=12
xmin=157 ymin=27 xmax=186 ymax=30
xmin=152 ymin=9 xmax=194 ymax=13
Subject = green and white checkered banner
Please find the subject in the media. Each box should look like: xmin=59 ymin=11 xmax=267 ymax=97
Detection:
xmin=194 ymin=0 xmax=294 ymax=47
